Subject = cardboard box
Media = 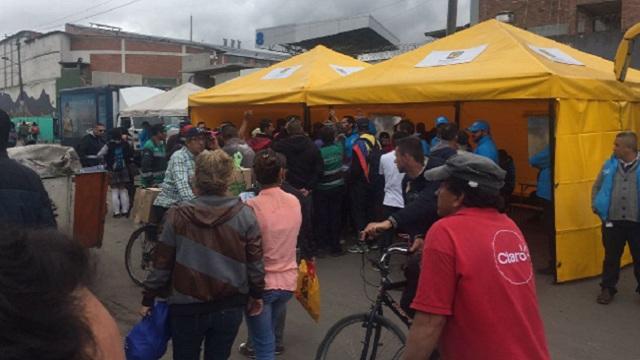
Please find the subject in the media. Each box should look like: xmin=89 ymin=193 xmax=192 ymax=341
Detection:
xmin=229 ymin=167 xmax=254 ymax=196
xmin=131 ymin=187 xmax=161 ymax=224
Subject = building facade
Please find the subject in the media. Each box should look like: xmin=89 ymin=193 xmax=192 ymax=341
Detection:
xmin=0 ymin=24 xmax=286 ymax=118
xmin=478 ymin=0 xmax=639 ymax=36
xmin=476 ymin=0 xmax=640 ymax=68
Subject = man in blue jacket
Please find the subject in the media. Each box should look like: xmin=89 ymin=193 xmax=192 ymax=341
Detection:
xmin=591 ymin=131 xmax=640 ymax=304
xmin=467 ymin=120 xmax=498 ymax=163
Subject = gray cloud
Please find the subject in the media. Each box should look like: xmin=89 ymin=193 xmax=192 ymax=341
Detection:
xmin=1 ymin=0 xmax=470 ymax=48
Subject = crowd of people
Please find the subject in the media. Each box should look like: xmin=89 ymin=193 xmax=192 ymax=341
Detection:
xmin=2 ymin=99 xmax=640 ymax=359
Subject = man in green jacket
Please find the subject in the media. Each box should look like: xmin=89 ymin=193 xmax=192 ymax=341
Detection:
xmin=140 ymin=124 xmax=167 ymax=188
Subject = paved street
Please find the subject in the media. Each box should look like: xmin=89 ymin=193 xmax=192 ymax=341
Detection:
xmin=93 ymin=214 xmax=640 ymax=359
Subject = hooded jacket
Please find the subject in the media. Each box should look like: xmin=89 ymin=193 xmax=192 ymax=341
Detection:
xmin=272 ymin=134 xmax=323 ymax=190
xmin=0 ymin=152 xmax=56 ymax=228
xmin=142 ymin=195 xmax=265 ymax=314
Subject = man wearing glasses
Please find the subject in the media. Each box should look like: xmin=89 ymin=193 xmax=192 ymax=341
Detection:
xmin=77 ymin=123 xmax=106 ymax=168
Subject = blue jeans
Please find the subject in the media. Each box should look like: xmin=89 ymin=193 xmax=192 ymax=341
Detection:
xmin=170 ymin=307 xmax=243 ymax=360
xmin=246 ymin=290 xmax=293 ymax=360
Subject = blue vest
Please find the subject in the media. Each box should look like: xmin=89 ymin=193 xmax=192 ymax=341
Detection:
xmin=593 ymin=156 xmax=640 ymax=221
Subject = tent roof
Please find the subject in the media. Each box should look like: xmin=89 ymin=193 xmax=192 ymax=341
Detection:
xmin=119 ymin=86 xmax=165 ymax=110
xmin=121 ymin=83 xmax=204 ymax=117
xmin=189 ymin=45 xmax=370 ymax=106
xmin=307 ymin=20 xmax=640 ymax=105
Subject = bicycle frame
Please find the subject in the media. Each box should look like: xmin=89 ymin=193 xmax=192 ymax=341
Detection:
xmin=359 ymin=262 xmax=412 ymax=359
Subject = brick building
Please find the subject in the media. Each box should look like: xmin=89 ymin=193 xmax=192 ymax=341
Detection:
xmin=478 ymin=0 xmax=640 ymax=36
xmin=0 ymin=23 xmax=286 ymax=118
xmin=474 ymin=0 xmax=640 ymax=69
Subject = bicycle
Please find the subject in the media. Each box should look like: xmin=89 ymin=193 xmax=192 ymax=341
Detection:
xmin=315 ymin=243 xmax=412 ymax=360
xmin=124 ymin=221 xmax=160 ymax=287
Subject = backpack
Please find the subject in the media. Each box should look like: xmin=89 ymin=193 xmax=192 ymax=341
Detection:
xmin=31 ymin=125 xmax=40 ymax=135
xmin=352 ymin=136 xmax=382 ymax=184
xmin=113 ymin=145 xmax=126 ymax=171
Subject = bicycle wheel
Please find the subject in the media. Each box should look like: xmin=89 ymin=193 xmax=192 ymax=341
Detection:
xmin=316 ymin=313 xmax=406 ymax=360
xmin=124 ymin=224 xmax=158 ymax=287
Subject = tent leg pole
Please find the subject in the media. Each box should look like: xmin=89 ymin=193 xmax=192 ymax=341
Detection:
xmin=548 ymin=99 xmax=557 ymax=283
xmin=454 ymin=101 xmax=461 ymax=126
xmin=303 ymin=105 xmax=310 ymax=133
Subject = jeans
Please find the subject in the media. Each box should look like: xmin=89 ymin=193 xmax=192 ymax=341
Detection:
xmin=600 ymin=221 xmax=640 ymax=293
xmin=170 ymin=307 xmax=243 ymax=360
xmin=244 ymin=307 xmax=286 ymax=349
xmin=247 ymin=290 xmax=293 ymax=360
xmin=314 ymin=186 xmax=345 ymax=253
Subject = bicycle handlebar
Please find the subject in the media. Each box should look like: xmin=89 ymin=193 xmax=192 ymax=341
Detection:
xmin=367 ymin=243 xmax=410 ymax=273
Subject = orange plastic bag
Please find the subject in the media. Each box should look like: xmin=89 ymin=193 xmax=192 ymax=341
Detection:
xmin=295 ymin=259 xmax=320 ymax=322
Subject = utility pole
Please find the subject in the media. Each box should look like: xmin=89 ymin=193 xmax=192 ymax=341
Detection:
xmin=190 ymin=15 xmax=193 ymax=42
xmin=447 ymin=0 xmax=458 ymax=36
xmin=15 ymin=37 xmax=23 ymax=101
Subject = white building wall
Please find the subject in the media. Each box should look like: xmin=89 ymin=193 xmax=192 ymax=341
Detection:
xmin=1 ymin=33 xmax=69 ymax=110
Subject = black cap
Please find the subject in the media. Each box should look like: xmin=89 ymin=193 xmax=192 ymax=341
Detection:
xmin=424 ymin=151 xmax=506 ymax=193
xmin=356 ymin=117 xmax=370 ymax=131
xmin=185 ymin=127 xmax=206 ymax=139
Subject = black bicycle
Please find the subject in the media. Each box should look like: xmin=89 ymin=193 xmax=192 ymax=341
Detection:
xmin=124 ymin=222 xmax=159 ymax=286
xmin=315 ymin=243 xmax=412 ymax=360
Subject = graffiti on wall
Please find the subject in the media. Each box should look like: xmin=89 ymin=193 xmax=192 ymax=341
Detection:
xmin=0 ymin=89 xmax=55 ymax=117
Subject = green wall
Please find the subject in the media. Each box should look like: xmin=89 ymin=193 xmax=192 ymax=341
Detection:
xmin=12 ymin=116 xmax=55 ymax=142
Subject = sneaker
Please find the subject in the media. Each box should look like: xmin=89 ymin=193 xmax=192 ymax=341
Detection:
xmin=238 ymin=342 xmax=284 ymax=357
xmin=596 ymin=288 xmax=614 ymax=305
xmin=347 ymin=243 xmax=368 ymax=254
xmin=368 ymin=243 xmax=379 ymax=251
xmin=238 ymin=342 xmax=255 ymax=358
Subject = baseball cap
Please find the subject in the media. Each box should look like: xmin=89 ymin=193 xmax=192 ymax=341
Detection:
xmin=467 ymin=120 xmax=490 ymax=133
xmin=185 ymin=127 xmax=206 ymax=139
xmin=356 ymin=117 xmax=370 ymax=131
xmin=436 ymin=116 xmax=449 ymax=126
xmin=181 ymin=124 xmax=194 ymax=136
xmin=424 ymin=151 xmax=506 ymax=193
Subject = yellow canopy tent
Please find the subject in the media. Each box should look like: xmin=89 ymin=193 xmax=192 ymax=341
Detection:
xmin=308 ymin=19 xmax=640 ymax=282
xmin=188 ymin=45 xmax=370 ymax=128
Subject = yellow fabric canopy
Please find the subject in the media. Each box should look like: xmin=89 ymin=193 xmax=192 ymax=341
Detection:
xmin=306 ymin=20 xmax=640 ymax=283
xmin=308 ymin=19 xmax=640 ymax=105
xmin=189 ymin=45 xmax=370 ymax=107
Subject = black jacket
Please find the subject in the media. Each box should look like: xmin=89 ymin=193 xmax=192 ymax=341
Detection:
xmin=0 ymin=153 xmax=56 ymax=228
xmin=390 ymin=154 xmax=452 ymax=238
xmin=272 ymin=135 xmax=323 ymax=190
xmin=104 ymin=140 xmax=134 ymax=172
xmin=77 ymin=133 xmax=106 ymax=167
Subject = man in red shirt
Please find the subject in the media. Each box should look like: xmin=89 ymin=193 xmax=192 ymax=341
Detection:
xmin=404 ymin=152 xmax=550 ymax=360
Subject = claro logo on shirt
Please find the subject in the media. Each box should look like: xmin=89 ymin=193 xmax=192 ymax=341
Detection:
xmin=492 ymin=230 xmax=533 ymax=285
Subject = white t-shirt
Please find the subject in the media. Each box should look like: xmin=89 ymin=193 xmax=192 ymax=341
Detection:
xmin=379 ymin=151 xmax=405 ymax=208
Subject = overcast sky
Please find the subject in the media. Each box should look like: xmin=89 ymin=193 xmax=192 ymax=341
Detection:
xmin=1 ymin=0 xmax=470 ymax=48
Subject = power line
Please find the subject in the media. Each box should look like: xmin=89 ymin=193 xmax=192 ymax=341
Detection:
xmin=31 ymin=0 xmax=120 ymax=31
xmin=38 ymin=0 xmax=146 ymax=32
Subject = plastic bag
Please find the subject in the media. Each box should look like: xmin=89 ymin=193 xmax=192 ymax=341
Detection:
xmin=295 ymin=259 xmax=321 ymax=322
xmin=124 ymin=301 xmax=171 ymax=360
